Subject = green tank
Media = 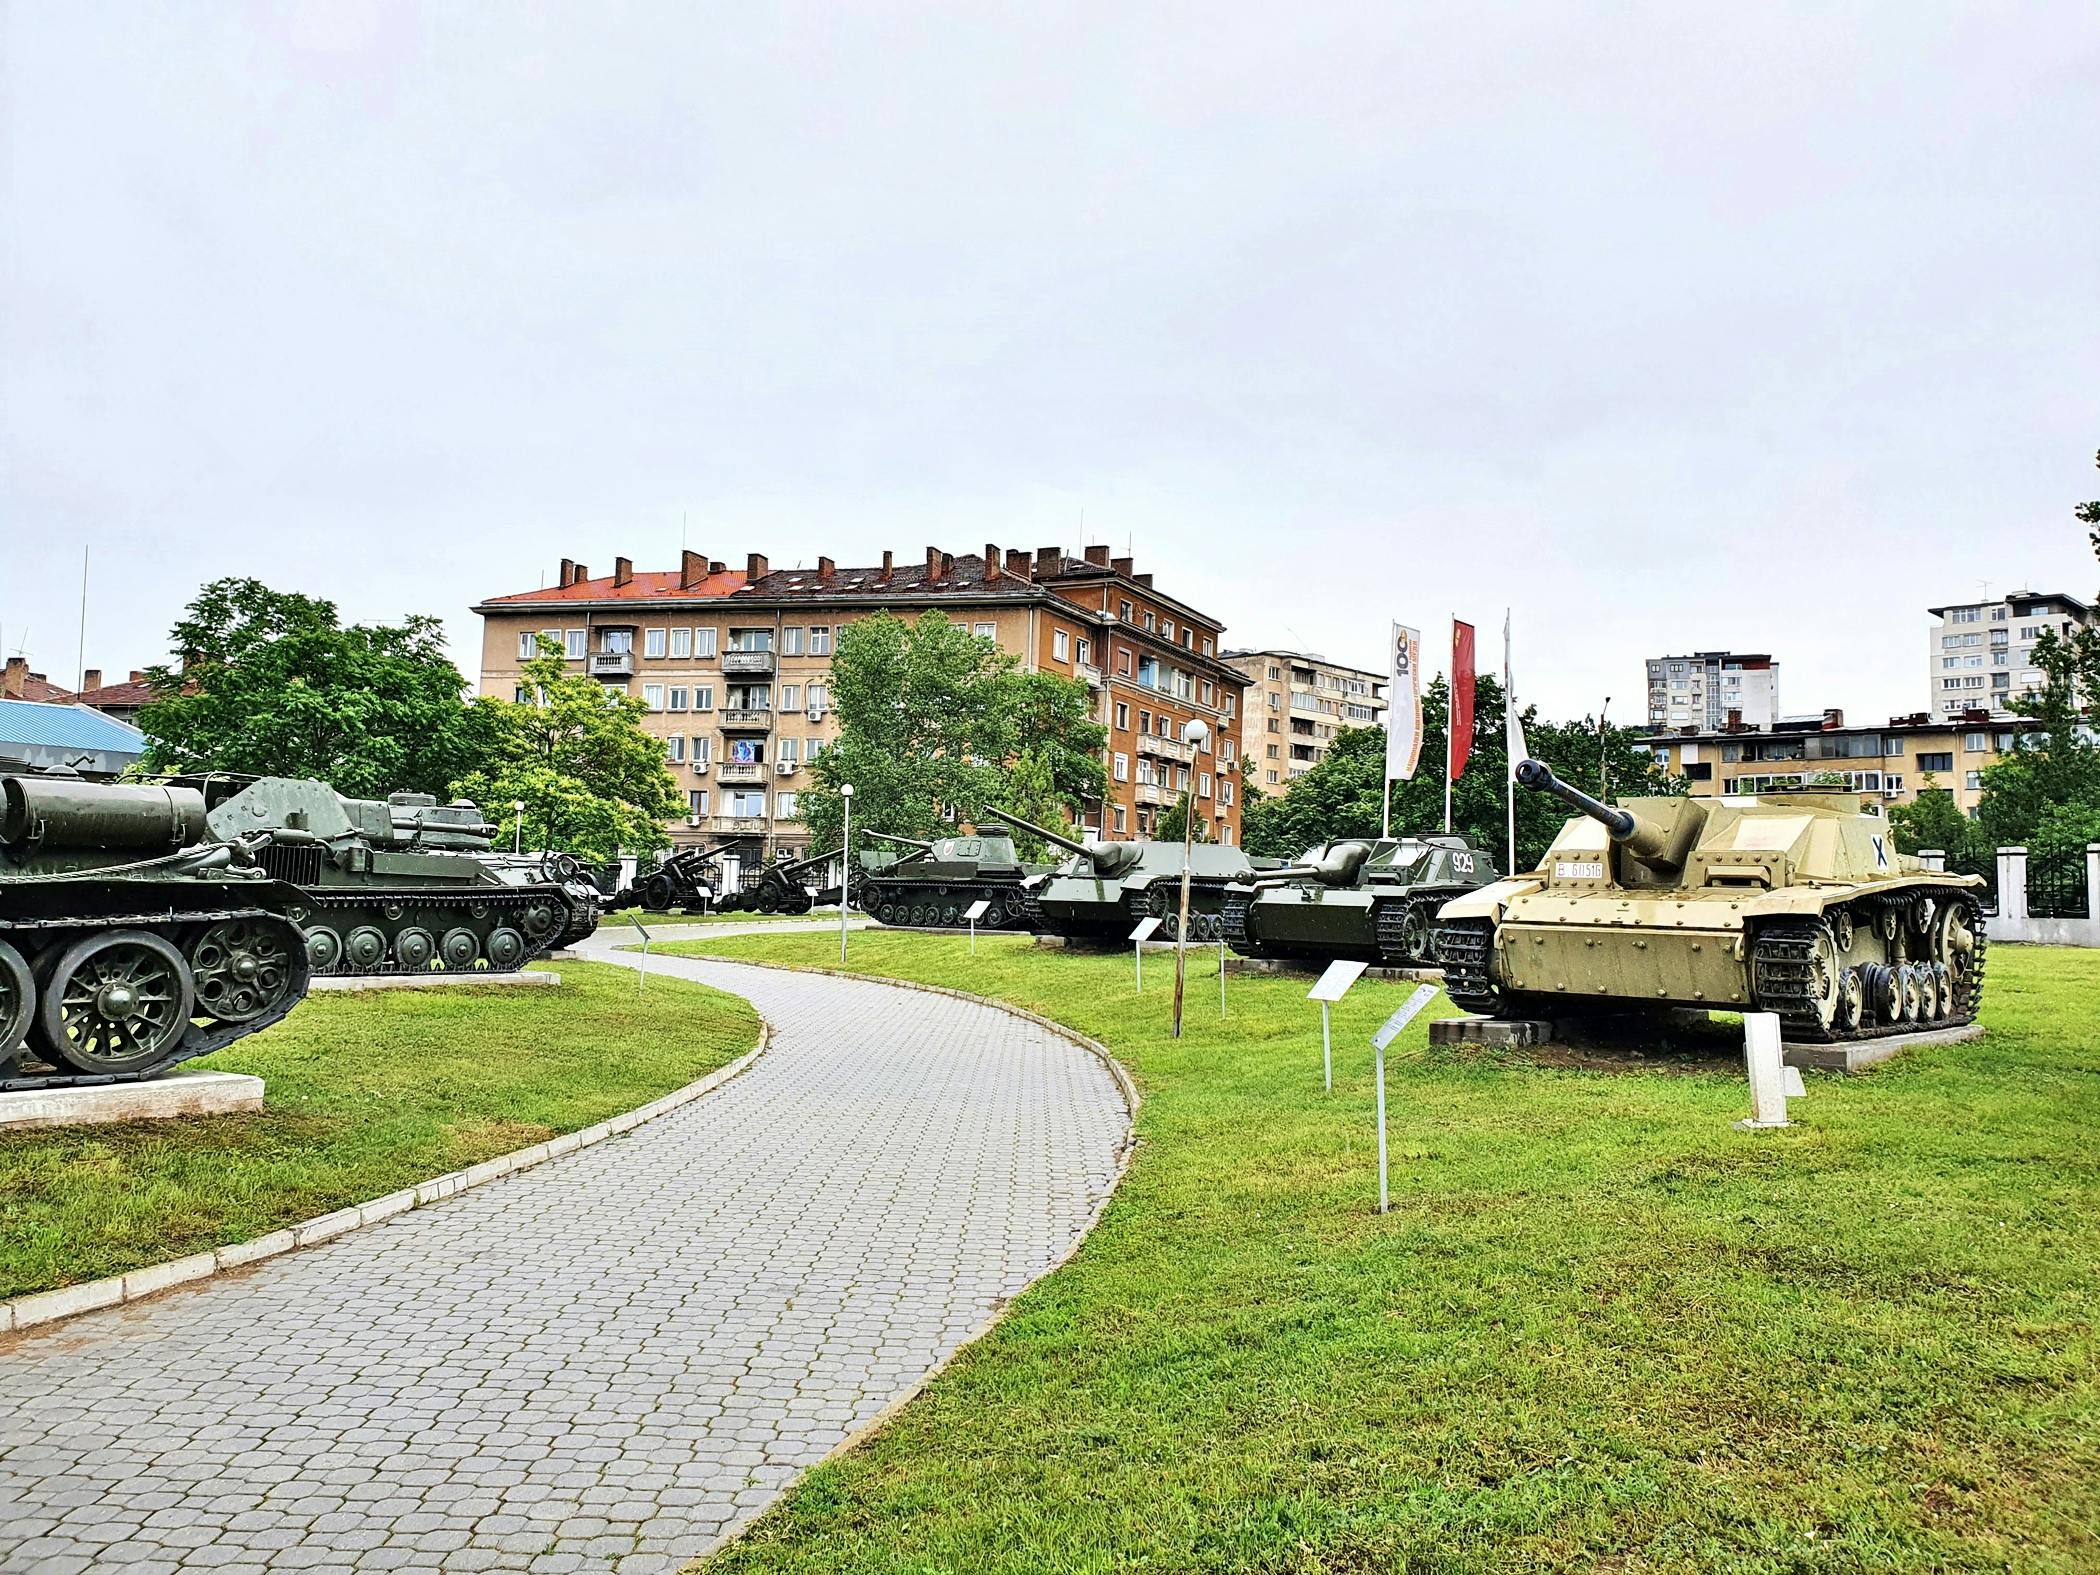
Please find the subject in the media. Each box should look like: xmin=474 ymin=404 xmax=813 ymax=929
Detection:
xmin=1220 ymin=834 xmax=1499 ymax=965
xmin=1432 ymin=760 xmax=1989 ymax=1040
xmin=193 ymin=776 xmax=596 ymax=976
xmin=1 ymin=773 xmax=313 ymax=1085
xmin=856 ymin=829 xmax=1049 ymax=931
xmin=980 ymin=805 xmax=1258 ymax=941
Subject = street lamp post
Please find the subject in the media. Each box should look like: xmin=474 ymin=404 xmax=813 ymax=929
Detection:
xmin=1172 ymin=718 xmax=1210 ymax=1039
xmin=512 ymin=801 xmax=525 ymax=856
xmin=839 ymin=784 xmax=854 ymax=964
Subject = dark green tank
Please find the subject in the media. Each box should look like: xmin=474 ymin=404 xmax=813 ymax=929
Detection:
xmin=192 ymin=777 xmax=599 ymax=975
xmin=1 ymin=773 xmax=313 ymax=1085
xmin=1220 ymin=834 xmax=1499 ymax=966
xmin=980 ymin=805 xmax=1260 ymax=941
xmin=856 ymin=830 xmax=1049 ymax=931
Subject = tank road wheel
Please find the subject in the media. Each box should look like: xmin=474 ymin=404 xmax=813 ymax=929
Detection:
xmin=306 ymin=927 xmax=345 ymax=973
xmin=0 ymin=938 xmax=35 ymax=1060
xmin=34 ymin=930 xmax=194 ymax=1076
xmin=1874 ymin=904 xmax=1900 ymax=944
xmin=941 ymin=904 xmax=961 ymax=927
xmin=876 ymin=902 xmax=898 ymax=925
xmin=485 ymin=928 xmax=527 ymax=972
xmin=519 ymin=901 xmax=561 ymax=941
xmin=1897 ymin=965 xmax=1924 ymax=1024
xmin=1929 ymin=962 xmax=1954 ymax=1021
xmin=1830 ymin=908 xmax=1855 ymax=954
xmin=394 ymin=927 xmax=437 ymax=971
xmin=1913 ymin=963 xmax=1943 ymax=1022
xmin=344 ymin=926 xmax=389 ymax=973
xmin=188 ymin=918 xmax=299 ymax=1025
xmin=1860 ymin=962 xmax=1901 ymax=1026
xmin=1831 ymin=965 xmax=1865 ymax=1034
xmin=440 ymin=928 xmax=480 ymax=971
xmin=1397 ymin=902 xmax=1432 ymax=963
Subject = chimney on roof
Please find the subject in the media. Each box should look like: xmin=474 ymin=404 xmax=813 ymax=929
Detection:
xmin=1134 ymin=572 xmax=1154 ymax=588
xmin=1004 ymin=548 xmax=1032 ymax=580
xmin=2 ymin=657 xmax=24 ymax=699
xmin=573 ymin=564 xmax=590 ymax=585
xmin=925 ymin=545 xmax=942 ymax=582
xmin=710 ymin=560 xmax=725 ymax=574
xmin=1726 ymin=707 xmax=1743 ymax=731
xmin=747 ymin=553 xmax=768 ymax=581
xmin=560 ymin=557 xmax=575 ymax=587
xmin=880 ymin=550 xmax=895 ymax=583
xmin=817 ymin=556 xmax=836 ymax=581
xmin=983 ymin=543 xmax=1000 ymax=580
xmin=81 ymin=669 xmax=101 ymax=694
xmin=129 ymin=670 xmax=145 ymax=683
xmin=1111 ymin=555 xmax=1133 ymax=577
xmin=1084 ymin=544 xmax=1110 ymax=567
xmin=614 ymin=556 xmax=634 ymax=587
xmin=1035 ymin=545 xmax=1060 ymax=576
xmin=680 ymin=549 xmax=708 ymax=589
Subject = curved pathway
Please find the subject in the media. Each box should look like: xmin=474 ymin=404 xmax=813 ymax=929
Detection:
xmin=0 ymin=948 xmax=1130 ymax=1573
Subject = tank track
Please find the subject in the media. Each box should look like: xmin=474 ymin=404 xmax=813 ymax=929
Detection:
xmin=864 ymin=882 xmax=1035 ymax=931
xmin=297 ymin=887 xmax=570 ymax=976
xmin=1431 ymin=917 xmax=1499 ymax=1013
xmin=0 ymin=907 xmax=313 ymax=1092
xmin=1219 ymin=889 xmax=1262 ymax=956
xmin=1750 ymin=895 xmax=1987 ymax=1043
xmin=1374 ymin=896 xmax=1441 ymax=966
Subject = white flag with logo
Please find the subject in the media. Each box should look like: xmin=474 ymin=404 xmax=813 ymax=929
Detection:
xmin=1503 ymin=610 xmax=1528 ymax=775
xmin=1386 ymin=622 xmax=1423 ymax=782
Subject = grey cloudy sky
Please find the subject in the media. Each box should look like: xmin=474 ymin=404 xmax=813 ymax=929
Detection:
xmin=6 ymin=2 xmax=2097 ymax=725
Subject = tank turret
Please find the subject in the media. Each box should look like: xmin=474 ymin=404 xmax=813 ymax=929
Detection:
xmin=980 ymin=806 xmax=1142 ymax=879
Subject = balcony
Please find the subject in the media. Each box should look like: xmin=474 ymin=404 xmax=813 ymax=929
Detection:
xmin=704 ymin=815 xmax=769 ymax=836
xmin=1137 ymin=734 xmax=1194 ymax=764
xmin=588 ymin=651 xmax=635 ymax=680
xmin=720 ymin=709 xmax=774 ymax=731
xmin=716 ymin=762 xmax=766 ymax=785
xmin=1133 ymin=781 xmax=1174 ymax=807
xmin=722 ymin=649 xmax=776 ymax=677
xmin=1076 ymin=661 xmax=1103 ymax=688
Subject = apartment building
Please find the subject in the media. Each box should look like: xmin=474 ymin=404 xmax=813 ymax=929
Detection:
xmin=1640 ymin=707 xmax=2036 ymax=816
xmin=1926 ymin=590 xmax=2092 ymax=719
xmin=1644 ymin=651 xmax=1779 ymax=730
xmin=474 ymin=544 xmax=1248 ymax=863
xmin=1221 ymin=649 xmax=1387 ymax=790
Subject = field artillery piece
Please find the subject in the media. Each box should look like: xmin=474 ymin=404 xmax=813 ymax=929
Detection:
xmin=0 ymin=773 xmax=313 ymax=1087
xmin=1432 ymin=760 xmax=1988 ymax=1041
xmin=856 ymin=829 xmax=1047 ymax=931
xmin=619 ymin=843 xmax=731 ymax=915
xmin=717 ymin=847 xmax=844 ymax=915
xmin=1219 ymin=834 xmax=1496 ymax=965
xmin=979 ymin=805 xmax=1258 ymax=941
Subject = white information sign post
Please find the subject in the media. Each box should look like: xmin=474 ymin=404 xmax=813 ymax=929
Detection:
xmin=1128 ymin=916 xmax=1162 ymax=992
xmin=630 ymin=917 xmax=652 ymax=997
xmin=964 ymin=898 xmax=991 ymax=955
xmin=1735 ymin=1012 xmax=1806 ymax=1130
xmin=1368 ymin=984 xmax=1441 ymax=1214
xmin=1306 ymin=960 xmax=1369 ymax=1091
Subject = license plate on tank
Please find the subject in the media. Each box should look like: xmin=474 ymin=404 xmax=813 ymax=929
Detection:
xmin=1553 ymin=860 xmax=1604 ymax=880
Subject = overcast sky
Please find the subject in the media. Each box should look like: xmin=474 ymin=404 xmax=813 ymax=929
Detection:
xmin=6 ymin=2 xmax=2097 ymax=726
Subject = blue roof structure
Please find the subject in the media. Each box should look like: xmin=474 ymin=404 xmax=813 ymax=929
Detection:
xmin=0 ymin=698 xmax=147 ymax=775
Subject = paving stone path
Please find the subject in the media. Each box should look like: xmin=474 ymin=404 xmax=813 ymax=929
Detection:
xmin=0 ymin=947 xmax=1130 ymax=1573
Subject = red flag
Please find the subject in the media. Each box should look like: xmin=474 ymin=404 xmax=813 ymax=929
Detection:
xmin=1449 ymin=621 xmax=1476 ymax=780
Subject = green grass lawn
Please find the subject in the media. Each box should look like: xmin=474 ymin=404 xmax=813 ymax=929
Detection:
xmin=661 ymin=931 xmax=2099 ymax=1575
xmin=0 ymin=960 xmax=758 ymax=1300
xmin=602 ymin=907 xmax=849 ymax=927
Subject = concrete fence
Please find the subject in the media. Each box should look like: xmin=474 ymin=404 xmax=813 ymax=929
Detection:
xmin=1924 ymin=843 xmax=2100 ymax=947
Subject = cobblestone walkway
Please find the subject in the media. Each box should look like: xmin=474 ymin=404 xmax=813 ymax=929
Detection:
xmin=0 ymin=949 xmax=1130 ymax=1573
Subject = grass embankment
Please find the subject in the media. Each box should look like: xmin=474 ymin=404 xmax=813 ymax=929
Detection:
xmin=662 ymin=931 xmax=2099 ymax=1575
xmin=0 ymin=960 xmax=758 ymax=1299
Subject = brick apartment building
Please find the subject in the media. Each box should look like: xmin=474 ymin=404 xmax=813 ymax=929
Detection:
xmin=1223 ymin=648 xmax=1387 ymax=790
xmin=473 ymin=544 xmax=1248 ymax=862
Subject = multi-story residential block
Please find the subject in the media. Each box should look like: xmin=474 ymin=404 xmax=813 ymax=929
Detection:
xmin=1220 ymin=649 xmax=1387 ymax=790
xmin=473 ymin=544 xmax=1248 ymax=865
xmin=1926 ymin=590 xmax=2092 ymax=720
xmin=1640 ymin=707 xmax=2035 ymax=816
xmin=1644 ymin=651 xmax=1779 ymax=730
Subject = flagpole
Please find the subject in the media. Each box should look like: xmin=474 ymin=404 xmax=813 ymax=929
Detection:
xmin=1503 ymin=609 xmax=1518 ymax=872
xmin=1382 ymin=777 xmax=1391 ymax=840
xmin=1443 ymin=646 xmax=1454 ymax=835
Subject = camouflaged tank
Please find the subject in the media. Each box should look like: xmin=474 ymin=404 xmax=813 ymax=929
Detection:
xmin=979 ymin=805 xmax=1259 ymax=941
xmin=1432 ymin=760 xmax=1988 ymax=1040
xmin=855 ymin=829 xmax=1049 ymax=931
xmin=193 ymin=777 xmax=595 ymax=975
xmin=1220 ymin=833 xmax=1498 ymax=965
xmin=0 ymin=773 xmax=313 ymax=1086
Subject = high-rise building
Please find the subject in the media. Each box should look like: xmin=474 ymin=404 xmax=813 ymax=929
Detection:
xmin=1220 ymin=649 xmax=1387 ymax=790
xmin=473 ymin=544 xmax=1249 ymax=863
xmin=1925 ymin=590 xmax=2092 ymax=720
xmin=1644 ymin=651 xmax=1779 ymax=730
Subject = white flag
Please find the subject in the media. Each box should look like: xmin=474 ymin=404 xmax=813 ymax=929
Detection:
xmin=1503 ymin=610 xmax=1528 ymax=776
xmin=1386 ymin=622 xmax=1423 ymax=782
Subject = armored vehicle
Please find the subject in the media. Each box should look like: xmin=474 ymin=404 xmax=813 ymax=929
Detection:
xmin=980 ymin=806 xmax=1257 ymax=941
xmin=619 ymin=844 xmax=728 ymax=915
xmin=195 ymin=777 xmax=594 ymax=976
xmin=1433 ymin=760 xmax=1988 ymax=1040
xmin=856 ymin=829 xmax=1048 ymax=930
xmin=1 ymin=773 xmax=313 ymax=1085
xmin=1220 ymin=834 xmax=1498 ymax=964
xmin=718 ymin=847 xmax=843 ymax=915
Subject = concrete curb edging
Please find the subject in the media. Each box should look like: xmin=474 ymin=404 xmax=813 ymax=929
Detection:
xmin=0 ymin=1023 xmax=773 ymax=1339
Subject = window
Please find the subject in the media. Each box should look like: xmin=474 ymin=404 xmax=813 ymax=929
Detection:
xmin=513 ymin=685 xmax=529 ymax=703
xmin=1076 ymin=637 xmax=1091 ymax=667
xmin=642 ymin=684 xmax=665 ymax=710
xmin=1267 ymin=692 xmax=1279 ymax=710
xmin=694 ymin=685 xmax=715 ymax=711
xmin=1199 ymin=772 xmax=1212 ymax=799
xmin=806 ymin=683 xmax=828 ymax=715
xmin=1142 ymin=611 xmax=1156 ymax=631
xmin=645 ymin=628 xmax=667 ymax=658
xmin=1117 ymin=648 xmax=1131 ymax=677
xmin=1224 ymin=693 xmax=1235 ymax=717
xmin=1952 ymin=606 xmax=1980 ymax=623
xmin=670 ymin=627 xmax=693 ymax=659
xmin=729 ymin=790 xmax=766 ymax=818
xmin=776 ymin=792 xmax=799 ymax=818
xmin=668 ymin=687 xmax=689 ymax=712
xmin=1918 ymin=752 xmax=1954 ymax=773
xmin=564 ymin=629 xmax=587 ymax=659
xmin=666 ymin=735 xmax=686 ymax=763
xmin=1113 ymin=752 xmax=1129 ymax=782
xmin=1114 ymin=702 xmax=1129 ymax=730
xmin=1161 ymin=620 xmax=1175 ymax=641
xmin=1991 ymin=606 xmax=2008 ymax=621
xmin=516 ymin=631 xmax=537 ymax=659
xmin=1965 ymin=770 xmax=1983 ymax=791
xmin=809 ymin=626 xmax=832 ymax=655
xmin=725 ymin=684 xmax=772 ymax=711
xmin=1138 ymin=709 xmax=1151 ymax=736
xmin=692 ymin=736 xmax=712 ymax=764
xmin=781 ymin=684 xmax=802 ymax=711
xmin=687 ymin=790 xmax=706 ymax=823
xmin=729 ymin=628 xmax=773 ymax=652
xmin=806 ymin=737 xmax=826 ymax=762
xmin=1113 ymin=805 xmax=1127 ymax=832
xmin=783 ymin=626 xmax=805 ymax=656
xmin=1684 ymin=761 xmax=1712 ymax=781
xmin=1119 ymin=599 xmax=1133 ymax=622
xmin=1267 ymin=743 xmax=1280 ymax=759
xmin=1963 ymin=732 xmax=1987 ymax=751
xmin=1220 ymin=780 xmax=1234 ymax=807
xmin=974 ymin=622 xmax=996 ymax=640
xmin=1266 ymin=769 xmax=1278 ymax=784
xmin=1202 ymin=638 xmax=1213 ymax=657
xmin=778 ymin=737 xmax=800 ymax=764
xmin=1054 ymin=630 xmax=1070 ymax=662
xmin=602 ymin=628 xmax=633 ymax=653
xmin=695 ymin=627 xmax=718 ymax=658
xmin=1158 ymin=714 xmax=1172 ymax=737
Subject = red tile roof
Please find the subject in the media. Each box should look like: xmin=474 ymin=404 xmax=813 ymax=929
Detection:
xmin=482 ymin=569 xmax=751 ymax=605
xmin=71 ymin=677 xmax=155 ymax=711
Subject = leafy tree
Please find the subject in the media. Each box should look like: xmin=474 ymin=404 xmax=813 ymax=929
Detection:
xmin=800 ymin=612 xmax=1106 ymax=852
xmin=1889 ymin=779 xmax=1982 ymax=859
xmin=137 ymin=578 xmax=491 ymax=798
xmin=453 ymin=643 xmax=682 ymax=862
xmin=2078 ymin=444 xmax=2099 ymax=562
xmin=1153 ymin=790 xmax=1214 ymax=844
xmin=1976 ymin=623 xmax=2100 ymax=846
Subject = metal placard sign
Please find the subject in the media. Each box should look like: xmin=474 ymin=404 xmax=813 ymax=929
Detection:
xmin=1306 ymin=959 xmax=1368 ymax=1004
xmin=1373 ymin=984 xmax=1441 ymax=1051
xmin=964 ymin=899 xmax=991 ymax=922
xmin=1128 ymin=917 xmax=1163 ymax=943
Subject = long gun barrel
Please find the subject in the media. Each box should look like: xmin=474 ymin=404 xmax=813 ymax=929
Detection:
xmin=781 ymin=845 xmax=845 ymax=877
xmin=1514 ymin=758 xmax=1677 ymax=867
xmin=977 ymin=804 xmax=1089 ymax=857
xmin=867 ymin=830 xmax=934 ymax=851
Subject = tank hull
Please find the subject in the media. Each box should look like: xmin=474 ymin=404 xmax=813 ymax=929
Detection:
xmin=1221 ymin=836 xmax=1497 ymax=966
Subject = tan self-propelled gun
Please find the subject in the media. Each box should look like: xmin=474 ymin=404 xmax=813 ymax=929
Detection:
xmin=1432 ymin=760 xmax=1987 ymax=1040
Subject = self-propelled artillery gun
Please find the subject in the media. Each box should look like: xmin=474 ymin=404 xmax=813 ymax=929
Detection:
xmin=979 ymin=805 xmax=1258 ymax=941
xmin=1432 ymin=760 xmax=1988 ymax=1040
xmin=1220 ymin=834 xmax=1498 ymax=965
xmin=0 ymin=773 xmax=314 ymax=1084
xmin=855 ymin=829 xmax=1048 ymax=930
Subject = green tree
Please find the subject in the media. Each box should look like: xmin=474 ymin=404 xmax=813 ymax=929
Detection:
xmin=2077 ymin=444 xmax=2099 ymax=561
xmin=137 ymin=578 xmax=491 ymax=798
xmin=453 ymin=643 xmax=682 ymax=862
xmin=1889 ymin=779 xmax=1980 ymax=858
xmin=1153 ymin=790 xmax=1214 ymax=844
xmin=1976 ymin=623 xmax=2100 ymax=846
xmin=800 ymin=612 xmax=1106 ymax=852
